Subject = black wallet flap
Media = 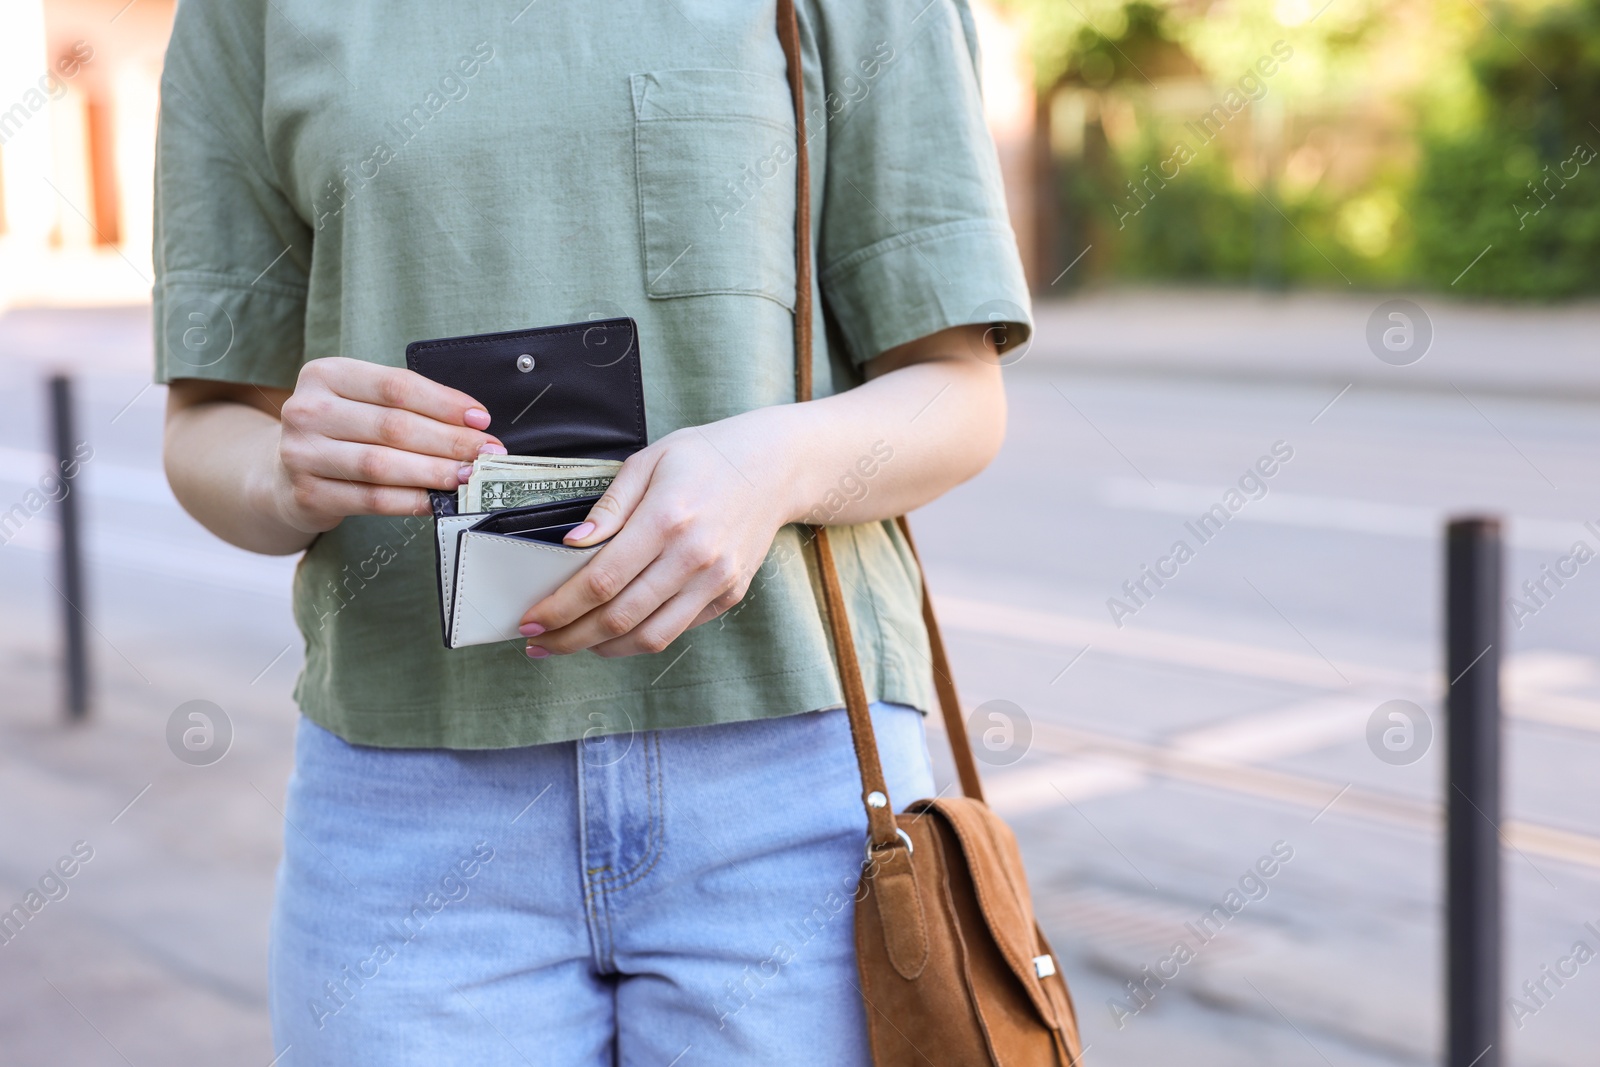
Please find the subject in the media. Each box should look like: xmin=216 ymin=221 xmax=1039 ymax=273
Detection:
xmin=405 ymin=318 xmax=647 ymax=461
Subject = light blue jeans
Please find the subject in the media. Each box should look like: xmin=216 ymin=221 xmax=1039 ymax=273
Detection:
xmin=268 ymin=702 xmax=936 ymax=1065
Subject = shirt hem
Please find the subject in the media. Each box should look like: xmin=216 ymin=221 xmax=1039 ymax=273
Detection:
xmin=295 ymin=657 xmax=934 ymax=751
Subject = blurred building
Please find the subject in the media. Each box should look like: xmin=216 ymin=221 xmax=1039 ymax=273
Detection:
xmin=0 ymin=0 xmax=175 ymax=311
xmin=0 ymin=0 xmax=1039 ymax=315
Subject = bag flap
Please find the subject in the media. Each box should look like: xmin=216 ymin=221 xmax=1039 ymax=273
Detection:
xmin=910 ymin=796 xmax=1061 ymax=1029
xmin=406 ymin=317 xmax=647 ymax=462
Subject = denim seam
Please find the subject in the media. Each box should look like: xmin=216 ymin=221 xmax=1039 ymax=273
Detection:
xmin=590 ymin=732 xmax=667 ymax=894
xmin=576 ymin=741 xmax=615 ymax=971
xmin=587 ymin=731 xmax=658 ymax=886
xmin=580 ymin=879 xmax=614 ymax=972
xmin=579 ymin=739 xmax=646 ymax=882
xmin=590 ymin=877 xmax=618 ymax=977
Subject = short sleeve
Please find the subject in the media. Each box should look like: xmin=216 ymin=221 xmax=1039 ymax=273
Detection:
xmin=153 ymin=0 xmax=311 ymax=390
xmin=813 ymin=0 xmax=1031 ymax=365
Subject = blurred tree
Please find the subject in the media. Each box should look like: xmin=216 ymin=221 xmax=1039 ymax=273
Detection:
xmin=1410 ymin=0 xmax=1600 ymax=297
xmin=1003 ymin=0 xmax=1408 ymax=289
xmin=1002 ymin=0 xmax=1600 ymax=298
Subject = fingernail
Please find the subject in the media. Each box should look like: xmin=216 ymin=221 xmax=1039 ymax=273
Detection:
xmin=477 ymin=442 xmax=508 ymax=455
xmin=564 ymin=522 xmax=596 ymax=543
xmin=525 ymin=645 xmax=550 ymax=659
xmin=464 ymin=408 xmax=491 ymax=429
xmin=518 ymin=622 xmax=545 ymax=637
xmin=457 ymin=464 xmax=475 ymax=483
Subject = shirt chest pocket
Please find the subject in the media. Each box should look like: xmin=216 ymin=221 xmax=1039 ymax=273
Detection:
xmin=630 ymin=69 xmax=798 ymax=308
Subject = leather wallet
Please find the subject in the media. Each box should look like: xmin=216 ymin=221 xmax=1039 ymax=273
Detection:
xmin=405 ymin=318 xmax=647 ymax=648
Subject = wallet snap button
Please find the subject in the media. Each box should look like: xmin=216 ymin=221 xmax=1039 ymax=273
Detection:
xmin=516 ymin=354 xmax=536 ymax=373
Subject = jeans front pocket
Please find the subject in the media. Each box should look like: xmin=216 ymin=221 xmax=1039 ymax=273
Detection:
xmin=630 ymin=68 xmax=798 ymax=308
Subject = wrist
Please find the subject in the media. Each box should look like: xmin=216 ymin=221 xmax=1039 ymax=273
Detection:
xmin=744 ymin=404 xmax=828 ymax=527
xmin=248 ymin=428 xmax=323 ymax=545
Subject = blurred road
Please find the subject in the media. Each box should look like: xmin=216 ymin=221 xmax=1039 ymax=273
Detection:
xmin=1 ymin=300 xmax=1598 ymax=1066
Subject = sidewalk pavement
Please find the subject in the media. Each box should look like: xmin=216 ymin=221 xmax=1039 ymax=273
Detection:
xmin=1025 ymin=288 xmax=1600 ymax=400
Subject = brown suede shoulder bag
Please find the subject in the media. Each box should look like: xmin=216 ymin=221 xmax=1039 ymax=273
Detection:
xmin=775 ymin=2 xmax=1084 ymax=1063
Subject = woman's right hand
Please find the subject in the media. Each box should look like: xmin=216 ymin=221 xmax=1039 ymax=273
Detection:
xmin=270 ymin=357 xmax=505 ymax=533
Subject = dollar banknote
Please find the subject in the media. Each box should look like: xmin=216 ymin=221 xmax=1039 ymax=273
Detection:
xmin=457 ymin=454 xmax=621 ymax=513
xmin=470 ymin=474 xmax=616 ymax=512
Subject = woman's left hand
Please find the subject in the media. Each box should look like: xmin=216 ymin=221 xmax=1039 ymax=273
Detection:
xmin=516 ymin=411 xmax=796 ymax=658
xmin=516 ymin=323 xmax=1008 ymax=659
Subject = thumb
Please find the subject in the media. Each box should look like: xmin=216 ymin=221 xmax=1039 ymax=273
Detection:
xmin=564 ymin=449 xmax=659 ymax=546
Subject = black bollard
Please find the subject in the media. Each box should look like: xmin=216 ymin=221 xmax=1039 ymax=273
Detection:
xmin=49 ymin=374 xmax=89 ymax=721
xmin=1445 ymin=517 xmax=1501 ymax=1067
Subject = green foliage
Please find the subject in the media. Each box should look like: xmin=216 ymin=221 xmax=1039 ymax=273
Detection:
xmin=1408 ymin=0 xmax=1600 ymax=297
xmin=1411 ymin=135 xmax=1600 ymax=297
xmin=1073 ymin=136 xmax=1394 ymax=288
xmin=1060 ymin=1 xmax=1174 ymax=87
xmin=1020 ymin=0 xmax=1406 ymax=290
xmin=1010 ymin=0 xmax=1600 ymax=297
xmin=1073 ymin=141 xmax=1255 ymax=281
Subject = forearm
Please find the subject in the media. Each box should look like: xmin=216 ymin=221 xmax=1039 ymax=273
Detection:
xmin=749 ymin=351 xmax=1005 ymax=528
xmin=164 ymin=397 xmax=313 ymax=555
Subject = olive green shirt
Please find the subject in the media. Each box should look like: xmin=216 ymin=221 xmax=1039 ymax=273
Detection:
xmin=153 ymin=0 xmax=1030 ymax=748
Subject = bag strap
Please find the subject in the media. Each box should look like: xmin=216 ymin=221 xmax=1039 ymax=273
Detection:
xmin=777 ymin=0 xmax=986 ymax=846
xmin=778 ymin=0 xmax=814 ymax=408
xmin=895 ymin=515 xmax=987 ymax=803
